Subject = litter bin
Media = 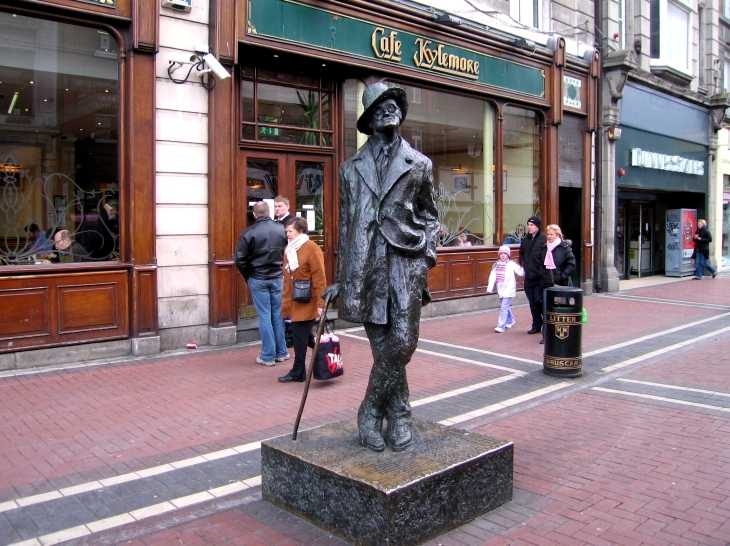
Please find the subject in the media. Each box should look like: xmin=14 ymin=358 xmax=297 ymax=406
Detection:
xmin=543 ymin=286 xmax=583 ymax=377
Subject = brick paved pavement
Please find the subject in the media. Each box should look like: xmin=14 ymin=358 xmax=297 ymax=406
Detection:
xmin=0 ymin=274 xmax=729 ymax=545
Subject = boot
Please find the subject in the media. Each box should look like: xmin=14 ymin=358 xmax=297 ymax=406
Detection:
xmin=357 ymin=403 xmax=385 ymax=452
xmin=385 ymin=414 xmax=413 ymax=451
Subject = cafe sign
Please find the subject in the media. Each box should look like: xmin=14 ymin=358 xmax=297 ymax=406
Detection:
xmin=371 ymin=27 xmax=479 ymax=80
xmin=248 ymin=0 xmax=544 ymax=98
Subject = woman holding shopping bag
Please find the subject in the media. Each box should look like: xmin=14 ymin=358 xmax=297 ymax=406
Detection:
xmin=278 ymin=217 xmax=327 ymax=383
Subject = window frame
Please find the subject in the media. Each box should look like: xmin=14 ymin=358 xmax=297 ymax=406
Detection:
xmin=649 ymin=0 xmax=693 ymax=75
xmin=0 ymin=10 xmax=123 ymax=270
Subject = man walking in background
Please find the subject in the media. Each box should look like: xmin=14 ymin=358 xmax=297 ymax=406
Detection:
xmin=235 ymin=201 xmax=289 ymax=366
xmin=693 ymin=218 xmax=718 ymax=280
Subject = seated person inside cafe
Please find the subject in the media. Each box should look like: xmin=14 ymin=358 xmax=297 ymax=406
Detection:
xmin=52 ymin=229 xmax=91 ymax=262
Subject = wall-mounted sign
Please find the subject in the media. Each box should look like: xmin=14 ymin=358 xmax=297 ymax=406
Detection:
xmin=631 ymin=148 xmax=704 ymax=176
xmin=371 ymin=27 xmax=480 ymax=79
xmin=563 ymin=75 xmax=582 ymax=109
xmin=248 ymin=0 xmax=545 ymax=98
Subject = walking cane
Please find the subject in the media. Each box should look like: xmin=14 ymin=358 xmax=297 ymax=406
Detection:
xmin=292 ymin=291 xmax=333 ymax=440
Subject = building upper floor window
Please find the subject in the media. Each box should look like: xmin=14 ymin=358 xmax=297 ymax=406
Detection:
xmin=724 ymin=0 xmax=730 ymax=20
xmin=510 ymin=0 xmax=541 ymax=29
xmin=0 ymin=12 xmax=120 ymax=266
xmin=650 ymin=0 xmax=691 ymax=74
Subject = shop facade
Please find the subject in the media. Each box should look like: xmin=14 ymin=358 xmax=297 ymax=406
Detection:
xmin=207 ymin=0 xmax=599 ymax=341
xmin=0 ymin=0 xmax=159 ymax=366
xmin=613 ymin=83 xmax=710 ymax=278
xmin=0 ymin=0 xmax=599 ymax=364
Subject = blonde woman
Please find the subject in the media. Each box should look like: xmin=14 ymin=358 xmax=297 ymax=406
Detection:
xmin=544 ymin=224 xmax=576 ymax=287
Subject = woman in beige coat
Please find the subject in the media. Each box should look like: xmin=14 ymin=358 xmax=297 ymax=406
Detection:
xmin=278 ymin=217 xmax=327 ymax=382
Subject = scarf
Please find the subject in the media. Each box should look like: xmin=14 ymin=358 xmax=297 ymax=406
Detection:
xmin=544 ymin=238 xmax=561 ymax=270
xmin=285 ymin=233 xmax=309 ymax=272
xmin=494 ymin=259 xmax=507 ymax=284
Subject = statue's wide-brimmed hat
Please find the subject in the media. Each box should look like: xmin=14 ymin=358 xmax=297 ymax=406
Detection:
xmin=356 ymin=81 xmax=408 ymax=135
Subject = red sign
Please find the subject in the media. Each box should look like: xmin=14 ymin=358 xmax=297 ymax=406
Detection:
xmin=681 ymin=209 xmax=697 ymax=258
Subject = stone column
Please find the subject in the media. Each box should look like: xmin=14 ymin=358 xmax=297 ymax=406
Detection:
xmin=597 ymin=51 xmax=636 ymax=292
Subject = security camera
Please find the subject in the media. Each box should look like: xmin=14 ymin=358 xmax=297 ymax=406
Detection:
xmin=202 ymin=53 xmax=230 ymax=80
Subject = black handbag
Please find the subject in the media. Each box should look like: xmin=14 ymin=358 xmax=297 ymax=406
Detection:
xmin=314 ymin=330 xmax=343 ymax=380
xmin=292 ymin=279 xmax=312 ymax=303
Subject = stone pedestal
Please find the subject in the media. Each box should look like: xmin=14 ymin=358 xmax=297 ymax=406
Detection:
xmin=261 ymin=419 xmax=513 ymax=546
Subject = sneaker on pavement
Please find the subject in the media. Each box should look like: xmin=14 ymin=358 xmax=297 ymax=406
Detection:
xmin=256 ymin=355 xmax=275 ymax=367
xmin=505 ymin=322 xmax=516 ymax=329
xmin=712 ymin=271 xmax=718 ymax=279
xmin=275 ymin=353 xmax=290 ymax=362
xmin=494 ymin=326 xmax=506 ymax=333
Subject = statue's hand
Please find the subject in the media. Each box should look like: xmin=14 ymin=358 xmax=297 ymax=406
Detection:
xmin=323 ymin=283 xmax=340 ymax=304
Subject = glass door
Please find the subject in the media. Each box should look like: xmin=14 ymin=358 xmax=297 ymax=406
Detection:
xmin=236 ymin=151 xmax=333 ymax=319
xmin=627 ymin=202 xmax=654 ymax=278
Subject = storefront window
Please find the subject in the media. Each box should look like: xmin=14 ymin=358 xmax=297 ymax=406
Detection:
xmin=240 ymin=66 xmax=333 ymax=147
xmin=343 ymin=80 xmax=495 ymax=248
xmin=0 ymin=13 xmax=120 ymax=265
xmin=502 ymin=105 xmax=541 ymax=241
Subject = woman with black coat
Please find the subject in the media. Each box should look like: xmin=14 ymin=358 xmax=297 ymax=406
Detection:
xmin=543 ymin=224 xmax=576 ymax=287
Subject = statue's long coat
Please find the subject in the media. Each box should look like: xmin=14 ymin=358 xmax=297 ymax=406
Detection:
xmin=336 ymin=139 xmax=438 ymax=325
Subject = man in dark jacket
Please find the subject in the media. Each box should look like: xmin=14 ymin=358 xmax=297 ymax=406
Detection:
xmin=325 ymin=81 xmax=438 ymax=452
xmin=235 ymin=201 xmax=289 ymax=366
xmin=519 ymin=216 xmax=547 ymax=334
xmin=693 ymin=218 xmax=717 ymax=280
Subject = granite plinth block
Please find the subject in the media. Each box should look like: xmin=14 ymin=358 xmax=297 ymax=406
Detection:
xmin=261 ymin=418 xmax=513 ymax=546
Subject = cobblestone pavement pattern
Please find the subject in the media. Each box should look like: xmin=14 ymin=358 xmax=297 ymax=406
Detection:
xmin=1 ymin=275 xmax=729 ymax=545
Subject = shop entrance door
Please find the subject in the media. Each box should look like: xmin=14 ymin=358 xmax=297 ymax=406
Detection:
xmin=625 ymin=202 xmax=655 ymax=278
xmin=236 ymin=151 xmax=334 ymax=318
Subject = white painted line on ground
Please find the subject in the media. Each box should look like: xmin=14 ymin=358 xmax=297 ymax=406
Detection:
xmin=585 ymin=312 xmax=730 ymax=357
xmin=417 ymin=337 xmax=543 ymax=367
xmin=0 ymin=500 xmax=18 ymax=512
xmin=0 ymin=441 xmax=261 ymax=515
xmin=16 ymin=491 xmax=62 ymax=507
xmin=170 ymin=491 xmax=215 ymax=509
xmin=0 ymin=336 xmax=533 ymax=515
xmin=411 ymin=374 xmax=521 ymax=407
xmin=86 ymin=514 xmax=136 ymax=534
xmin=129 ymin=501 xmax=176 ymax=520
xmin=4 ymin=380 xmax=581 ymax=546
xmin=439 ymin=382 xmax=572 ymax=426
xmin=617 ymin=378 xmax=730 ymax=398
xmin=592 ymin=387 xmax=730 ymax=413
xmin=99 ymin=473 xmax=139 ymax=488
xmin=339 ymin=331 xmax=542 ymax=368
xmin=5 ymin=477 xmax=261 ymax=546
xmin=38 ymin=525 xmax=90 ymax=545
xmin=598 ymin=293 xmax=729 ymax=310
xmin=209 ymin=481 xmax=248 ymax=498
xmin=59 ymin=481 xmax=103 ymax=497
xmin=601 ymin=325 xmax=730 ymax=373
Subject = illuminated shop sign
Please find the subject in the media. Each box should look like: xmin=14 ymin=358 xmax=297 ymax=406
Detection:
xmin=630 ymin=148 xmax=704 ymax=176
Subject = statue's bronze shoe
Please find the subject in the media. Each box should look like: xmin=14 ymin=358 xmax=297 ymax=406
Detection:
xmin=358 ymin=406 xmax=385 ymax=452
xmin=386 ymin=416 xmax=413 ymax=451
xmin=359 ymin=428 xmax=385 ymax=452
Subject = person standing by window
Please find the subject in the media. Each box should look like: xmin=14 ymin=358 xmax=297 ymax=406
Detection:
xmin=278 ymin=217 xmax=327 ymax=383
